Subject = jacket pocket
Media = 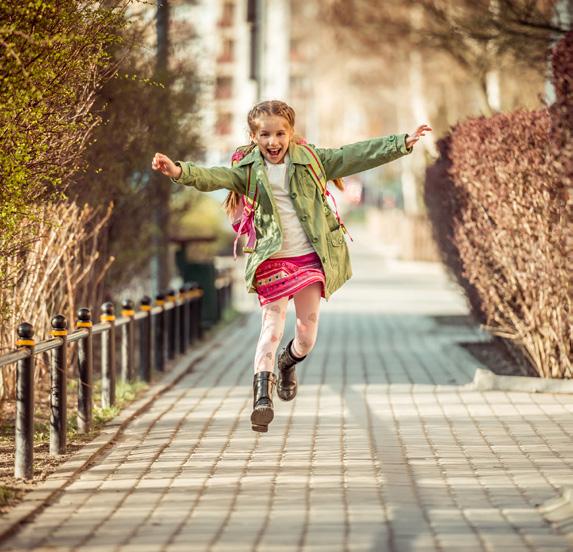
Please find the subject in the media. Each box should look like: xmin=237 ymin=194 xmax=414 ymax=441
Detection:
xmin=330 ymin=226 xmax=345 ymax=247
xmin=324 ymin=205 xmax=339 ymax=232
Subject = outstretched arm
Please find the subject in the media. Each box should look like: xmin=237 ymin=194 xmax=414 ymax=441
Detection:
xmin=315 ymin=124 xmax=432 ymax=181
xmin=151 ymin=152 xmax=246 ymax=194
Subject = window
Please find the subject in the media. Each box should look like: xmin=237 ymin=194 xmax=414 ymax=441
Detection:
xmin=290 ymin=38 xmax=303 ymax=62
xmin=215 ymin=76 xmax=233 ymax=99
xmin=217 ymin=38 xmax=234 ymax=63
xmin=219 ymin=1 xmax=235 ymax=27
xmin=216 ymin=112 xmax=233 ymax=135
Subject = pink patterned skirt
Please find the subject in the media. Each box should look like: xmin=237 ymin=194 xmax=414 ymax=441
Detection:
xmin=255 ymin=251 xmax=326 ymax=306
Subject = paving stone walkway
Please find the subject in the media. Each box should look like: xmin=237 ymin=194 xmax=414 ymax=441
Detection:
xmin=2 ymin=239 xmax=572 ymax=551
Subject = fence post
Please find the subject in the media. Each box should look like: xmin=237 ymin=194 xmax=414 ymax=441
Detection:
xmin=101 ymin=301 xmax=116 ymax=408
xmin=187 ymin=284 xmax=195 ymax=346
xmin=189 ymin=284 xmax=203 ymax=342
xmin=196 ymin=287 xmax=204 ymax=340
xmin=139 ymin=295 xmax=152 ymax=382
xmin=50 ymin=314 xmax=68 ymax=456
xmin=221 ymin=278 xmax=228 ymax=318
xmin=216 ymin=283 xmax=222 ymax=323
xmin=15 ymin=323 xmax=35 ymax=480
xmin=166 ymin=289 xmax=177 ymax=360
xmin=121 ymin=299 xmax=135 ymax=382
xmin=155 ymin=293 xmax=166 ymax=372
xmin=179 ymin=285 xmax=189 ymax=355
xmin=226 ymin=276 xmax=233 ymax=313
xmin=76 ymin=308 xmax=93 ymax=434
xmin=174 ymin=288 xmax=183 ymax=356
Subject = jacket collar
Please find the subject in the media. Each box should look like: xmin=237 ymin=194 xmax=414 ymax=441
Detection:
xmin=288 ymin=142 xmax=314 ymax=165
xmin=234 ymin=147 xmax=259 ymax=168
xmin=234 ymin=142 xmax=313 ymax=167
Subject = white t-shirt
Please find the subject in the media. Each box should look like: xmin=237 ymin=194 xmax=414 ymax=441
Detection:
xmin=265 ymin=156 xmax=315 ymax=258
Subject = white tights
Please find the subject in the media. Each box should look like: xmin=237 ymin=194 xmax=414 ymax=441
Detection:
xmin=253 ymin=282 xmax=322 ymax=373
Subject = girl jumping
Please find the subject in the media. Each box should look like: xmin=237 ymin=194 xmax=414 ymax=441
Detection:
xmin=151 ymin=100 xmax=431 ymax=432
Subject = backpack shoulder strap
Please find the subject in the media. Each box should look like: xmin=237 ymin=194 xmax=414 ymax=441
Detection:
xmin=299 ymin=143 xmax=327 ymax=196
xmin=299 ymin=143 xmax=353 ymax=241
xmin=244 ymin=164 xmax=257 ymax=205
xmin=230 ymin=160 xmax=258 ymax=258
xmin=231 ymin=155 xmax=257 ymax=205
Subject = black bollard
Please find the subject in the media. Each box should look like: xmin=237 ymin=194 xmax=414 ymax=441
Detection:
xmin=187 ymin=284 xmax=196 ymax=346
xmin=100 ymin=302 xmax=116 ymax=408
xmin=15 ymin=323 xmax=35 ymax=480
xmin=139 ymin=296 xmax=152 ymax=382
xmin=166 ymin=289 xmax=177 ymax=360
xmin=196 ymin=287 xmax=204 ymax=340
xmin=179 ymin=285 xmax=189 ymax=355
xmin=121 ymin=299 xmax=135 ymax=382
xmin=189 ymin=283 xmax=200 ymax=343
xmin=50 ymin=314 xmax=68 ymax=455
xmin=155 ymin=293 xmax=166 ymax=372
xmin=76 ymin=307 xmax=93 ymax=434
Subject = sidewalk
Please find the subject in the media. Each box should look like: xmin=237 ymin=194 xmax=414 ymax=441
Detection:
xmin=1 ymin=236 xmax=572 ymax=551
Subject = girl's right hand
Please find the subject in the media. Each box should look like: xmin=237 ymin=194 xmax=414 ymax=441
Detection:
xmin=151 ymin=152 xmax=182 ymax=179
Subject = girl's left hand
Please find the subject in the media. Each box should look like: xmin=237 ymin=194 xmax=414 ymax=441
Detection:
xmin=405 ymin=124 xmax=432 ymax=150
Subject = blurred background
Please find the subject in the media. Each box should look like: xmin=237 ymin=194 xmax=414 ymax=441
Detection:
xmin=158 ymin=0 xmax=564 ymax=283
xmin=0 ymin=1 xmax=570 ymax=506
xmin=0 ymin=0 xmax=570 ymax=380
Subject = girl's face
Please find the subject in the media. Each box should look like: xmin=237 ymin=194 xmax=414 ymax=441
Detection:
xmin=250 ymin=114 xmax=293 ymax=164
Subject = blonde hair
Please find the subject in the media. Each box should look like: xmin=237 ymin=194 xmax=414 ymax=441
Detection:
xmin=247 ymin=99 xmax=296 ymax=135
xmin=223 ymin=100 xmax=344 ymax=218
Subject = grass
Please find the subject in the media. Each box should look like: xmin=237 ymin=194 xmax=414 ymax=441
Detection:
xmin=0 ymin=485 xmax=19 ymax=509
xmin=92 ymin=380 xmax=149 ymax=426
xmin=221 ymin=307 xmax=241 ymax=325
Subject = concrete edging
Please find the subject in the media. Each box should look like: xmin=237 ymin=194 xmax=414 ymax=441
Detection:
xmin=539 ymin=487 xmax=573 ymax=541
xmin=471 ymin=367 xmax=573 ymax=394
xmin=0 ymin=314 xmax=248 ymax=543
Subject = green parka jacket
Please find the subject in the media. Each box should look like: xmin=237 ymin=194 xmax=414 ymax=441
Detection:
xmin=173 ymin=133 xmax=412 ymax=299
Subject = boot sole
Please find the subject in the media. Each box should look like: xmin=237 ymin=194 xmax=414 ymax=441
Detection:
xmin=251 ymin=406 xmax=274 ymax=432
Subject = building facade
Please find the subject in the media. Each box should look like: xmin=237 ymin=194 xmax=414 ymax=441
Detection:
xmin=179 ymin=0 xmax=292 ymax=166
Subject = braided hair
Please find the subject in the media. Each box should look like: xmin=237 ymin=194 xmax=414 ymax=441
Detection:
xmin=223 ymin=100 xmax=344 ymax=219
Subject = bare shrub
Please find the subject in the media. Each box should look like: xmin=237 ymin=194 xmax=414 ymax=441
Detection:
xmin=425 ymin=30 xmax=572 ymax=379
xmin=450 ymin=110 xmax=569 ymax=377
xmin=0 ymin=203 xmax=112 ymax=400
xmin=425 ymin=111 xmax=570 ymax=377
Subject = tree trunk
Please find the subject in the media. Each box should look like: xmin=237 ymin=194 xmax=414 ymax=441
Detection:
xmin=153 ymin=0 xmax=171 ymax=292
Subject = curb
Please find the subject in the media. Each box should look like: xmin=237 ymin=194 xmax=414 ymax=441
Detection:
xmin=539 ymin=487 xmax=573 ymax=542
xmin=0 ymin=312 xmax=250 ymax=543
xmin=470 ymin=368 xmax=573 ymax=394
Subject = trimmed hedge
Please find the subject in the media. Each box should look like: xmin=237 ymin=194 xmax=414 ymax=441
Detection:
xmin=424 ymin=33 xmax=571 ymax=379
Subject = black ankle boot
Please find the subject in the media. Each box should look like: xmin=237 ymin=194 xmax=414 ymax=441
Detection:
xmin=251 ymin=371 xmax=277 ymax=432
xmin=277 ymin=339 xmax=306 ymax=402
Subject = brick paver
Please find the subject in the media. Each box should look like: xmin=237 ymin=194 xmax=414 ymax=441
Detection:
xmin=2 ymin=238 xmax=572 ymax=552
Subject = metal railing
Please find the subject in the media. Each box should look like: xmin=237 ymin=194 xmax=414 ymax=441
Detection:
xmin=0 ymin=277 xmax=234 ymax=480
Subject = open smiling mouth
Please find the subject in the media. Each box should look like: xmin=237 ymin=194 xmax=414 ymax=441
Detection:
xmin=267 ymin=147 xmax=282 ymax=158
